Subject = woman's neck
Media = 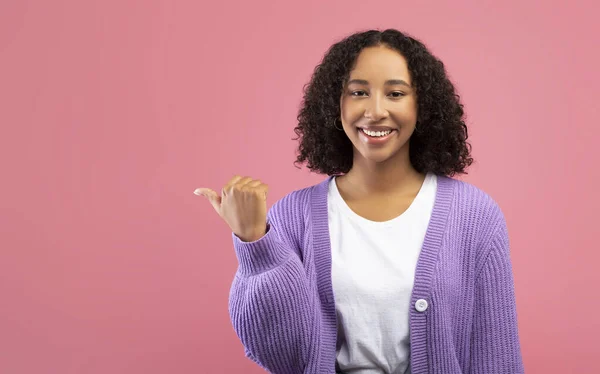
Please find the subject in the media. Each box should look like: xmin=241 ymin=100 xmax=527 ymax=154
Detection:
xmin=339 ymin=154 xmax=424 ymax=197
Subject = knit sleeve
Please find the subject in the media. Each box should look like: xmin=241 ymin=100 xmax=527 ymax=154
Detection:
xmin=227 ymin=200 xmax=317 ymax=374
xmin=470 ymin=216 xmax=525 ymax=374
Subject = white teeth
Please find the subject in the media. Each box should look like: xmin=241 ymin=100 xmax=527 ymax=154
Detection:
xmin=362 ymin=129 xmax=392 ymax=137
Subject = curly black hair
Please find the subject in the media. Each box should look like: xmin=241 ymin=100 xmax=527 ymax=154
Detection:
xmin=293 ymin=29 xmax=473 ymax=177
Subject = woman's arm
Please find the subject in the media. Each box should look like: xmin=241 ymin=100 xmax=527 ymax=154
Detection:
xmin=228 ymin=201 xmax=317 ymax=374
xmin=470 ymin=216 xmax=525 ymax=373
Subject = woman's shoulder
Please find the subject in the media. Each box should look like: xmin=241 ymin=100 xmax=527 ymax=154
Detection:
xmin=443 ymin=175 xmax=504 ymax=216
xmin=266 ymin=178 xmax=327 ymax=250
xmin=441 ymin=175 xmax=507 ymax=241
xmin=270 ymin=182 xmax=319 ymax=216
xmin=271 ymin=176 xmax=330 ymax=213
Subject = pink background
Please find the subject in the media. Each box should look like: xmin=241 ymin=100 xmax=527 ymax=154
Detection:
xmin=1 ymin=0 xmax=598 ymax=373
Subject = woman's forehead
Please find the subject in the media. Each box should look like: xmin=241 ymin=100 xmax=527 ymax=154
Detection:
xmin=349 ymin=46 xmax=410 ymax=82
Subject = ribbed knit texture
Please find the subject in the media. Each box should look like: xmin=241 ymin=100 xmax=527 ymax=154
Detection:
xmin=228 ymin=175 xmax=524 ymax=374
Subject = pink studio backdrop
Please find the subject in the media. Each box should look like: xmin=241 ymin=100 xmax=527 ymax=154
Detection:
xmin=1 ymin=0 xmax=598 ymax=373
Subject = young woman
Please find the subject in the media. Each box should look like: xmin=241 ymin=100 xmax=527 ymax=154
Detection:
xmin=195 ymin=29 xmax=524 ymax=374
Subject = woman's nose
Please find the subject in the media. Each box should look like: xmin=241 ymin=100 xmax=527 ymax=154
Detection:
xmin=364 ymin=97 xmax=389 ymax=121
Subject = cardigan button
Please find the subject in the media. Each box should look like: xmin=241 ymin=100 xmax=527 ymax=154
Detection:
xmin=415 ymin=299 xmax=428 ymax=312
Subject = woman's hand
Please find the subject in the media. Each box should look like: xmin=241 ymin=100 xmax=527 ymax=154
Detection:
xmin=194 ymin=175 xmax=269 ymax=242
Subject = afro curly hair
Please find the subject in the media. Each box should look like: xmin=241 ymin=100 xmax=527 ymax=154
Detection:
xmin=293 ymin=29 xmax=473 ymax=177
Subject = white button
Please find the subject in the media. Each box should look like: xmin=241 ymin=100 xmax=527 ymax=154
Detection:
xmin=415 ymin=299 xmax=428 ymax=312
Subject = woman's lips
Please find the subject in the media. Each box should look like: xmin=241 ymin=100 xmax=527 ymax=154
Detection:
xmin=357 ymin=128 xmax=397 ymax=145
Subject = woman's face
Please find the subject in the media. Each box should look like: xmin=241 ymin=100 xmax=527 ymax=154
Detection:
xmin=340 ymin=45 xmax=418 ymax=165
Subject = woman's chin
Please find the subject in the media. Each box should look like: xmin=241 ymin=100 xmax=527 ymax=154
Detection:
xmin=358 ymin=150 xmax=398 ymax=164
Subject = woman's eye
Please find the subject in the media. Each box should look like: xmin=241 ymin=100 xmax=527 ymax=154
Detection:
xmin=349 ymin=91 xmax=404 ymax=98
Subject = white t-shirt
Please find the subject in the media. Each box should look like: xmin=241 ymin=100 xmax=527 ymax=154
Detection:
xmin=328 ymin=172 xmax=437 ymax=374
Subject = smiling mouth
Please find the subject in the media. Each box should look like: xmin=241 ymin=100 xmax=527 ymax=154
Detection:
xmin=358 ymin=128 xmax=396 ymax=137
xmin=356 ymin=127 xmax=398 ymax=146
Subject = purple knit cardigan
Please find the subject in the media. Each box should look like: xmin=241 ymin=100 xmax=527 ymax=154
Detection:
xmin=228 ymin=175 xmax=524 ymax=374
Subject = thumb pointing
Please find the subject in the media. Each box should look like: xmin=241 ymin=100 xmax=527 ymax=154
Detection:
xmin=193 ymin=188 xmax=222 ymax=214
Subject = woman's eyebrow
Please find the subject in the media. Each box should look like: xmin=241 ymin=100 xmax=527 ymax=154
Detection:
xmin=386 ymin=79 xmax=411 ymax=87
xmin=347 ymin=79 xmax=411 ymax=87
